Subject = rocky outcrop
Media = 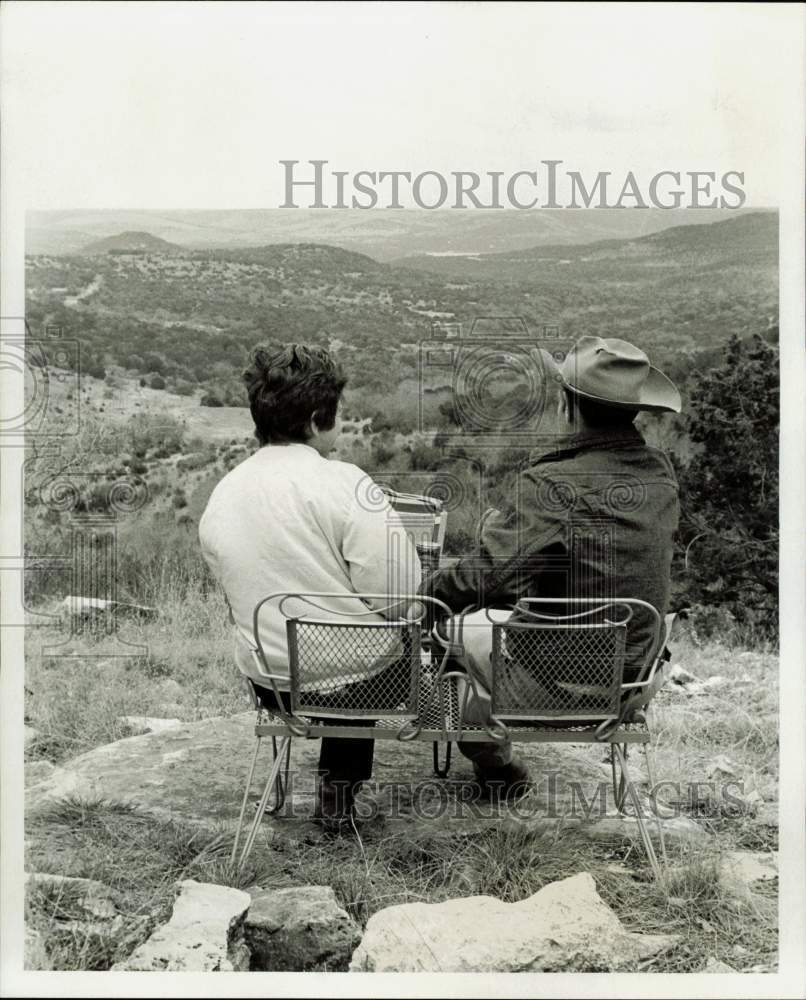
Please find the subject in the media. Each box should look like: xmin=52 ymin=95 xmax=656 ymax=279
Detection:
xmin=245 ymin=885 xmax=361 ymax=970
xmin=350 ymin=872 xmax=679 ymax=972
xmin=24 ymin=711 xmax=644 ymax=838
xmin=115 ymin=716 xmax=182 ymax=736
xmin=704 ymin=957 xmax=738 ymax=973
xmin=25 ymin=873 xmax=119 ymax=920
xmin=25 ymin=760 xmax=57 ymax=786
xmin=719 ymin=851 xmax=777 ymax=901
xmin=23 ymin=713 xmax=267 ymax=827
xmin=583 ymin=813 xmax=707 ymax=845
xmin=25 ymin=872 xmax=150 ymax=967
xmin=112 ymin=880 xmax=251 ymax=971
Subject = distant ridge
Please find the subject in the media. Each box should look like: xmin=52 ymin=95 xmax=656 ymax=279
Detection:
xmin=391 ymin=211 xmax=778 ymax=278
xmin=80 ymin=230 xmax=184 ymax=255
xmin=27 ymin=207 xmax=767 ymax=260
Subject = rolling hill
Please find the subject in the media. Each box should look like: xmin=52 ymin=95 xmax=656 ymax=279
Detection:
xmin=80 ymin=230 xmax=185 ymax=255
xmin=392 ymin=211 xmax=778 ymax=278
xmin=24 ymin=212 xmax=778 ymax=410
xmin=27 ymin=206 xmax=763 ymax=260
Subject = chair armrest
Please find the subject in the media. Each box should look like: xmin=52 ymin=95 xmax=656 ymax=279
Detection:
xmin=621 ymin=651 xmax=669 ymax=691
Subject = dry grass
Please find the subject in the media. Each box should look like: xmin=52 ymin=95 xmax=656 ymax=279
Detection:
xmin=24 ymin=581 xmax=778 ymax=973
xmin=26 ymin=790 xmax=777 ymax=973
xmin=25 ymin=580 xmax=242 ymax=763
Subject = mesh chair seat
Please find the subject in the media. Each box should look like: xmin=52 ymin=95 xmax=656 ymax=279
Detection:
xmin=492 ymin=621 xmax=625 ymax=721
xmin=488 ymin=599 xmax=659 ymax=726
xmin=288 ymin=618 xmax=420 ymax=719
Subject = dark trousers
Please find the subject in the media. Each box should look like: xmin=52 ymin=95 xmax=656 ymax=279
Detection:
xmin=253 ymin=655 xmax=410 ymax=789
xmin=252 ymin=683 xmax=375 ymax=787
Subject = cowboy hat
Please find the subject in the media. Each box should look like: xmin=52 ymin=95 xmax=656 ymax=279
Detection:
xmin=538 ymin=336 xmax=681 ymax=413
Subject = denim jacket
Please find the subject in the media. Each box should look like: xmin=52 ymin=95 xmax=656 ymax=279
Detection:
xmin=426 ymin=425 xmax=680 ymax=676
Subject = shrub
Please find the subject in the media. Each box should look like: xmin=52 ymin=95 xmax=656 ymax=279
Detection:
xmin=176 ymin=452 xmax=213 ymax=473
xmin=675 ymin=333 xmax=778 ymax=638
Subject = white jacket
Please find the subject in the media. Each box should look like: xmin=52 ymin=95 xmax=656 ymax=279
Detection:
xmin=199 ymin=443 xmax=421 ymax=688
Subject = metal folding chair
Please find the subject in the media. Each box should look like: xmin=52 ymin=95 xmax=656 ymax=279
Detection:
xmin=230 ymin=592 xmax=674 ymax=882
xmin=483 ymin=597 xmax=670 ymax=880
xmin=230 ymin=591 xmax=457 ymax=870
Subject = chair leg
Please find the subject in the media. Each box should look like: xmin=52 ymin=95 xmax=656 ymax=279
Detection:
xmin=237 ymin=735 xmax=292 ymax=871
xmin=230 ymin=736 xmax=263 ymax=865
xmin=641 ymin=739 xmax=669 ymax=867
xmin=613 ymin=743 xmax=665 ymax=884
xmin=610 ymin=743 xmax=628 ymax=811
xmin=265 ymin=735 xmax=292 ymax=815
xmin=433 ymin=740 xmax=452 ymax=779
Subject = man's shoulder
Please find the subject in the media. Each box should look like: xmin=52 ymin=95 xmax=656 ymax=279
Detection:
xmin=527 ymin=436 xmax=677 ymax=480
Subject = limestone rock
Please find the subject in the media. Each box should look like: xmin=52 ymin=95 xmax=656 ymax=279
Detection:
xmin=706 ymin=754 xmax=739 ymax=779
xmin=26 ymin=759 xmax=57 ymax=786
xmin=47 ymin=915 xmax=151 ymax=968
xmin=113 ymin=880 xmax=251 ymax=971
xmin=24 ymin=713 xmax=268 ymax=829
xmin=116 ymin=716 xmax=182 ymax=736
xmin=24 ymin=725 xmax=39 ymax=749
xmin=246 ymin=885 xmax=361 ymax=971
xmin=719 ymin=851 xmax=777 ymax=900
xmin=669 ymin=664 xmax=699 ymax=686
xmin=61 ymin=595 xmax=157 ymax=620
xmin=704 ymin=957 xmax=737 ymax=973
xmin=24 ymin=764 xmax=81 ymax=805
xmin=685 ymin=676 xmax=727 ymax=695
xmin=350 ymin=872 xmax=679 ymax=973
xmin=753 ymin=803 xmax=778 ymax=828
xmin=583 ymin=814 xmax=707 ymax=845
xmin=24 ymin=711 xmax=669 ymax=844
xmin=25 ymin=873 xmax=119 ymax=920
xmin=25 ymin=874 xmax=151 ymax=969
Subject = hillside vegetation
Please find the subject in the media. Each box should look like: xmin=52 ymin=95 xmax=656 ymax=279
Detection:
xmin=24 ymin=212 xmax=779 ymax=638
xmin=25 ymin=212 xmax=777 ymax=406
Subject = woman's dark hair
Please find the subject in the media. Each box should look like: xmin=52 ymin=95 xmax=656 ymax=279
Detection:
xmin=243 ymin=344 xmax=347 ymax=445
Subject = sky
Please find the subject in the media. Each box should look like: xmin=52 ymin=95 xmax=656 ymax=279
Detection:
xmin=1 ymin=1 xmax=802 ymax=209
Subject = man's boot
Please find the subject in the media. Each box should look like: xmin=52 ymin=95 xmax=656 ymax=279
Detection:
xmin=458 ymin=740 xmax=534 ymax=802
xmin=472 ymin=756 xmax=533 ymax=802
xmin=313 ymin=778 xmax=358 ymax=835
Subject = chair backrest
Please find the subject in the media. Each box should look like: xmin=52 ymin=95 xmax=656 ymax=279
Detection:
xmin=488 ymin=598 xmax=661 ymax=722
xmin=288 ymin=616 xmax=420 ymax=719
xmin=253 ymin=592 xmax=454 ymax=721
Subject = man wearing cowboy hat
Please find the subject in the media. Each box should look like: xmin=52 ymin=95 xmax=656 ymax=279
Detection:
xmin=423 ymin=336 xmax=682 ymax=797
